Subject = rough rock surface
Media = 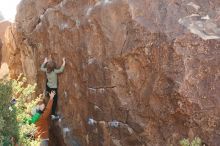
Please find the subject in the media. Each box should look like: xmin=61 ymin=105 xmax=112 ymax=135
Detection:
xmin=0 ymin=21 xmax=11 ymax=77
xmin=2 ymin=0 xmax=220 ymax=145
xmin=0 ymin=38 xmax=1 ymax=52
xmin=0 ymin=21 xmax=11 ymax=55
xmin=0 ymin=21 xmax=10 ymax=40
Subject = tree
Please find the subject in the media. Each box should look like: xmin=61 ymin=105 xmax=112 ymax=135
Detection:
xmin=0 ymin=75 xmax=40 ymax=145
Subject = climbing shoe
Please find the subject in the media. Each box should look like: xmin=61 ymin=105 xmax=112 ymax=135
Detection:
xmin=51 ymin=115 xmax=60 ymax=120
xmin=87 ymin=118 xmax=97 ymax=126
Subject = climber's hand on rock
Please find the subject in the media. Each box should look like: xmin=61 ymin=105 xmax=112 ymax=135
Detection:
xmin=49 ymin=91 xmax=56 ymax=100
xmin=62 ymin=58 xmax=66 ymax=65
xmin=44 ymin=58 xmax=48 ymax=64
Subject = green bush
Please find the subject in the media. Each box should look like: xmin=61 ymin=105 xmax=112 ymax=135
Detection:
xmin=0 ymin=79 xmax=18 ymax=146
xmin=0 ymin=75 xmax=41 ymax=145
xmin=180 ymin=137 xmax=202 ymax=146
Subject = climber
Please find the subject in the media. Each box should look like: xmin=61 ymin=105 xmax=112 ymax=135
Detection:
xmin=35 ymin=91 xmax=55 ymax=146
xmin=40 ymin=57 xmax=66 ymax=120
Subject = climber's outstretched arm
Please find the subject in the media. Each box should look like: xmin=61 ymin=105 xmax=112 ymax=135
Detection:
xmin=41 ymin=91 xmax=55 ymax=119
xmin=54 ymin=58 xmax=66 ymax=73
xmin=40 ymin=58 xmax=48 ymax=72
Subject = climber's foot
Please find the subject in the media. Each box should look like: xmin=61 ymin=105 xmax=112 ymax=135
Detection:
xmin=51 ymin=115 xmax=60 ymax=120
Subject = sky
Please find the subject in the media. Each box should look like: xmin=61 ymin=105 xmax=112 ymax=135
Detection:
xmin=0 ymin=0 xmax=21 ymax=21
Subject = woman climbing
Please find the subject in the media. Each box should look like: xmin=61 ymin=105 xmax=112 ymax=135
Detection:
xmin=40 ymin=57 xmax=66 ymax=120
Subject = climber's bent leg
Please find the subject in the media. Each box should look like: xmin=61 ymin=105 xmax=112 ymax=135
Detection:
xmin=46 ymin=82 xmax=58 ymax=116
xmin=46 ymin=83 xmax=50 ymax=97
xmin=51 ymin=88 xmax=58 ymax=115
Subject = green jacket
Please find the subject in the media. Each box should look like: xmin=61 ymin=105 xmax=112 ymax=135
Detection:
xmin=24 ymin=112 xmax=41 ymax=124
xmin=28 ymin=112 xmax=41 ymax=124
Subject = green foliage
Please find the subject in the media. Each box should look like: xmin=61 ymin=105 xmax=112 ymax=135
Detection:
xmin=180 ymin=137 xmax=202 ymax=146
xmin=180 ymin=138 xmax=190 ymax=146
xmin=191 ymin=137 xmax=202 ymax=146
xmin=0 ymin=80 xmax=17 ymax=146
xmin=0 ymin=75 xmax=41 ymax=145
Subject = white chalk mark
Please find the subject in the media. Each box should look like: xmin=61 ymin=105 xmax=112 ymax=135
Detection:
xmin=112 ymin=139 xmax=122 ymax=146
xmin=63 ymin=127 xmax=70 ymax=137
xmin=179 ymin=14 xmax=220 ymax=40
xmin=201 ymin=15 xmax=210 ymax=20
xmin=86 ymin=7 xmax=93 ymax=16
xmin=127 ymin=127 xmax=134 ymax=134
xmin=59 ymin=23 xmax=69 ymax=30
xmin=88 ymin=58 xmax=96 ymax=64
xmin=187 ymin=2 xmax=200 ymax=11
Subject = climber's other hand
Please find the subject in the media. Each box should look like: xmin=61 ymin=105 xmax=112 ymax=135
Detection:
xmin=62 ymin=58 xmax=66 ymax=66
xmin=44 ymin=58 xmax=48 ymax=64
xmin=49 ymin=91 xmax=56 ymax=100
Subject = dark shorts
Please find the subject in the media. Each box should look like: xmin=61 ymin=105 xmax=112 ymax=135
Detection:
xmin=46 ymin=83 xmax=58 ymax=115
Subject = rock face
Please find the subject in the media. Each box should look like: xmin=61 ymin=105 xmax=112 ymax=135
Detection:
xmin=0 ymin=21 xmax=11 ymax=55
xmin=0 ymin=21 xmax=11 ymax=52
xmin=0 ymin=38 xmax=1 ymax=52
xmin=0 ymin=21 xmax=11 ymax=77
xmin=0 ymin=21 xmax=11 ymax=40
xmin=3 ymin=0 xmax=220 ymax=145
